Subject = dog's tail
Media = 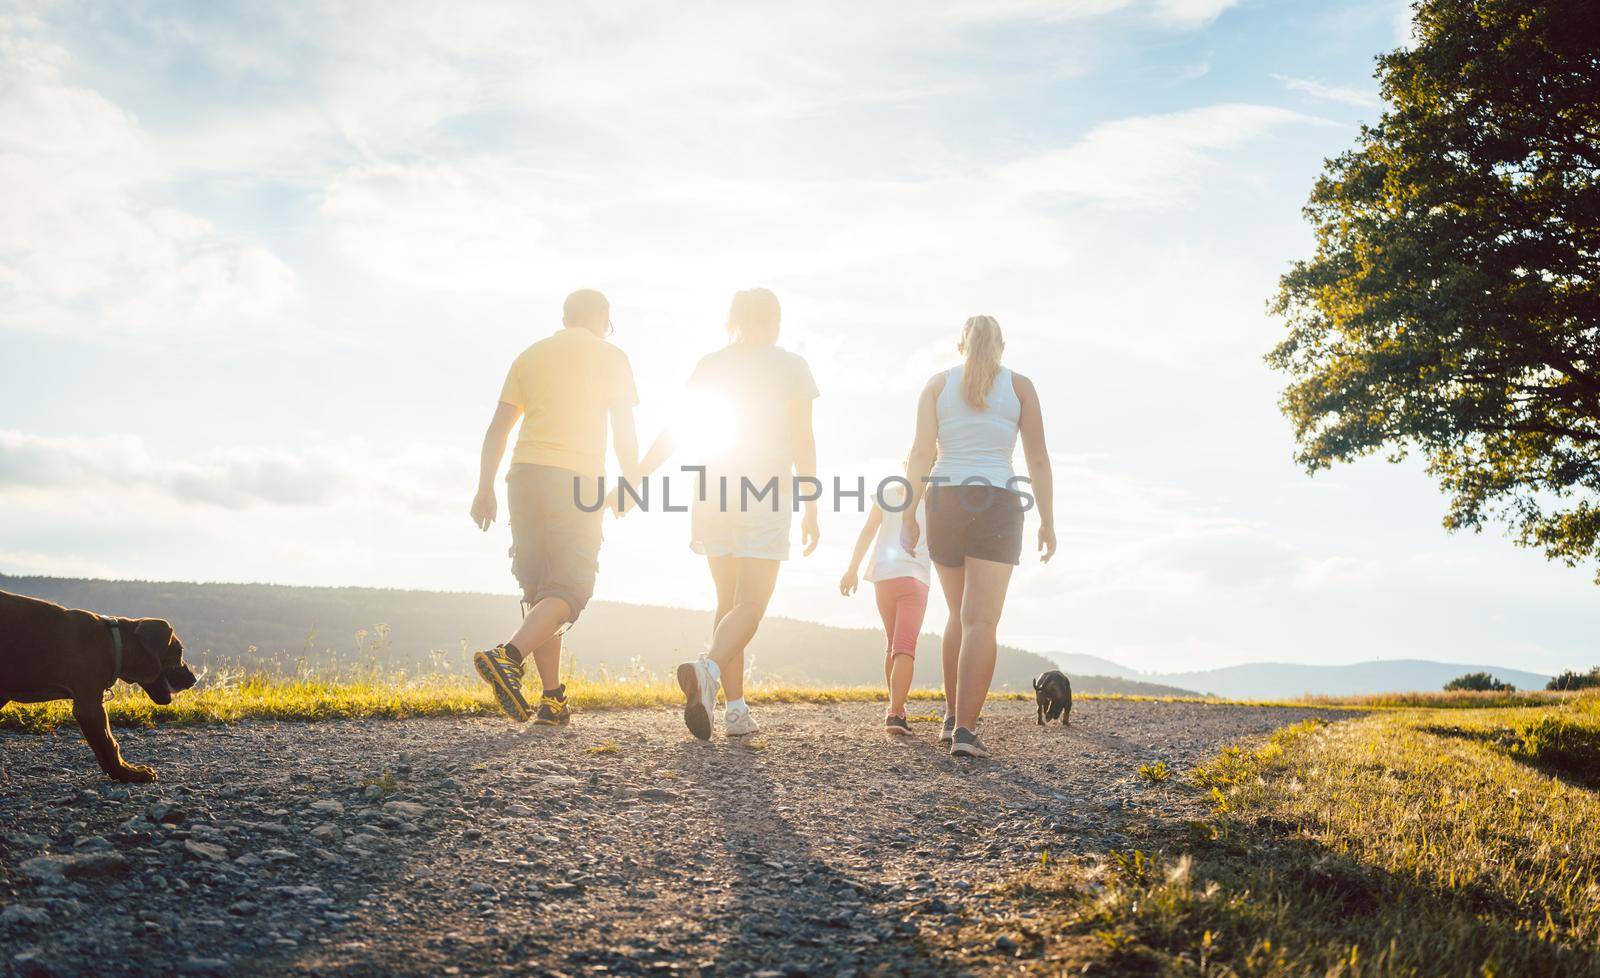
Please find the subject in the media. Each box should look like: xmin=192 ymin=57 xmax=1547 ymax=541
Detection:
xmin=1032 ymin=676 xmax=1042 ymax=690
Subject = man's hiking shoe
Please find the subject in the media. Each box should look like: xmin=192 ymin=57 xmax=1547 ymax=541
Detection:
xmin=939 ymin=714 xmax=957 ymax=745
xmin=885 ymin=714 xmax=912 ymax=736
xmin=474 ymin=645 xmax=531 ymax=723
xmin=725 ymin=705 xmax=760 ymax=737
xmin=534 ymin=685 xmax=571 ymax=726
xmin=950 ymin=727 xmax=991 ymax=758
xmin=677 ymin=659 xmax=719 ymax=740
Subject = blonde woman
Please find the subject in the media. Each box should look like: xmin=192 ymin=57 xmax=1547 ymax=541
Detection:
xmin=901 ymin=316 xmax=1056 ymax=757
xmin=635 ymin=289 xmax=820 ymax=739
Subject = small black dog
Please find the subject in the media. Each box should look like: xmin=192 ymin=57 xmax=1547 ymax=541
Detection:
xmin=1033 ymin=670 xmax=1072 ymax=726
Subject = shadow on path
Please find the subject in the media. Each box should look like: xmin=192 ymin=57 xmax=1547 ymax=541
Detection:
xmin=674 ymin=739 xmax=975 ymax=978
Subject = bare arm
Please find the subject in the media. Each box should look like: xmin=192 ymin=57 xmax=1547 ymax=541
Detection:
xmin=839 ymin=506 xmax=883 ymax=595
xmin=611 ymin=403 xmax=640 ymax=483
xmin=790 ymin=397 xmax=820 ymax=556
xmin=900 ymin=375 xmax=943 ymax=552
xmin=1015 ymin=372 xmax=1056 ymax=562
xmin=636 ymin=429 xmax=676 ymax=481
xmin=472 ymin=402 xmax=522 ymax=530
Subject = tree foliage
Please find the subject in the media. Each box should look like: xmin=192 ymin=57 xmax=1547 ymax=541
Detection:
xmin=1444 ymin=671 xmax=1515 ymax=692
xmin=1547 ymin=667 xmax=1600 ymax=691
xmin=1269 ymin=0 xmax=1600 ymax=579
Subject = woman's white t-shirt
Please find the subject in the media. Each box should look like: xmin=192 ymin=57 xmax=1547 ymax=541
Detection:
xmin=865 ymin=481 xmax=931 ymax=585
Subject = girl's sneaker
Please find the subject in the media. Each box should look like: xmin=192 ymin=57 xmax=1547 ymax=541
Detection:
xmin=884 ymin=714 xmax=912 ymax=736
xmin=938 ymin=714 xmax=957 ymax=745
xmin=725 ymin=705 xmax=761 ymax=737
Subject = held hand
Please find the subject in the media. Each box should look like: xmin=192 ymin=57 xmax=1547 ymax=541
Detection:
xmin=470 ymin=489 xmax=497 ymax=531
xmin=839 ymin=570 xmax=858 ymax=597
xmin=1038 ymin=523 xmax=1057 ymax=563
xmin=900 ymin=514 xmax=921 ymax=554
xmin=801 ymin=509 xmax=821 ymax=557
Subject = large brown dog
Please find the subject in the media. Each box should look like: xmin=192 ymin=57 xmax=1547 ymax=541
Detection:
xmin=0 ymin=588 xmax=197 ymax=782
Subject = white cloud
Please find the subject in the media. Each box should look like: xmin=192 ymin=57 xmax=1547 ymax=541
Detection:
xmin=0 ymin=19 xmax=299 ymax=341
xmin=1272 ymin=73 xmax=1378 ymax=108
xmin=0 ymin=430 xmax=469 ymax=513
xmin=1000 ymin=103 xmax=1320 ymax=207
xmin=1147 ymin=0 xmax=1239 ymax=28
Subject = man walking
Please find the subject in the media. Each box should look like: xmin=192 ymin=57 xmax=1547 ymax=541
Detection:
xmin=469 ymin=289 xmax=639 ymax=724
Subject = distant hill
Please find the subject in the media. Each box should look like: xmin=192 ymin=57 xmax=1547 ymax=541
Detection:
xmin=1036 ymin=651 xmax=1141 ymax=680
xmin=1153 ymin=659 xmax=1553 ymax=699
xmin=0 ymin=575 xmax=1198 ymax=697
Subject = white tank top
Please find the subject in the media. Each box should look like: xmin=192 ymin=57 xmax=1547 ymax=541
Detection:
xmin=930 ymin=364 xmax=1021 ymax=488
xmin=865 ymin=481 xmax=931 ymax=584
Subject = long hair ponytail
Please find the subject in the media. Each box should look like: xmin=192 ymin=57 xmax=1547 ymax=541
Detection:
xmin=959 ymin=315 xmax=1004 ymax=409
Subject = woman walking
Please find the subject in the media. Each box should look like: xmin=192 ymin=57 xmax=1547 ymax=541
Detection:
xmin=901 ymin=315 xmax=1055 ymax=757
xmin=636 ymin=288 xmax=820 ymax=739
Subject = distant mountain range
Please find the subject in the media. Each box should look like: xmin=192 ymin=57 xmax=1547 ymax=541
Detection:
xmin=1131 ymin=659 xmax=1555 ymax=699
xmin=5 ymin=575 xmax=1556 ymax=699
xmin=0 ymin=575 xmax=1196 ymax=698
xmin=1038 ymin=651 xmax=1554 ymax=698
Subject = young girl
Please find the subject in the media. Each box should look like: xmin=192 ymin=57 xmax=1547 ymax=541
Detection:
xmin=840 ymin=477 xmax=931 ymax=735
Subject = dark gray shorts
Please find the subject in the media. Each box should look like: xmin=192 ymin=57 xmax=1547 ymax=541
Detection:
xmin=926 ymin=484 xmax=1025 ymax=568
xmin=507 ymin=464 xmax=603 ymax=622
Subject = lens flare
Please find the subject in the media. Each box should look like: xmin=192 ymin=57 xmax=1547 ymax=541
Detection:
xmin=676 ymin=390 xmax=737 ymax=460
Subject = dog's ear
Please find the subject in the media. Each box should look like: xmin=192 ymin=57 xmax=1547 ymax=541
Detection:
xmin=1032 ymin=677 xmax=1041 ymax=690
xmin=133 ymin=619 xmax=175 ymax=658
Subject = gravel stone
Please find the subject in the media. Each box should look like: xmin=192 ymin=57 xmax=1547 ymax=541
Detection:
xmin=0 ymin=699 xmax=1348 ymax=977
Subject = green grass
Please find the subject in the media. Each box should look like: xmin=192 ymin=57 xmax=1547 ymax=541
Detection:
xmin=963 ymin=693 xmax=1600 ymax=976
xmin=0 ymin=672 xmax=1026 ymax=733
xmin=1292 ymin=689 xmax=1570 ymax=710
xmin=2 ymin=672 xmax=1578 ymax=735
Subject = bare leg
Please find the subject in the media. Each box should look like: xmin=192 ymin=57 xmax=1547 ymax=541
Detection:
xmin=887 ymin=654 xmax=915 ymax=717
xmin=708 ymin=555 xmax=738 ymax=637
xmin=706 ymin=556 xmax=739 ymax=702
xmin=529 ymin=633 xmax=563 ymax=693
xmin=934 ymin=562 xmax=965 ymax=717
xmin=509 ymin=596 xmax=574 ymax=690
xmin=954 ymin=557 xmax=1014 ymax=730
xmin=707 ymin=558 xmax=780 ymax=704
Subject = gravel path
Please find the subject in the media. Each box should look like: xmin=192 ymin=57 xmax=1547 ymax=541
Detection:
xmin=0 ymin=699 xmax=1350 ymax=978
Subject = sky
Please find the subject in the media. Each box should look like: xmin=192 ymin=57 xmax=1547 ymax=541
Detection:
xmin=1 ymin=0 xmax=1594 ymax=676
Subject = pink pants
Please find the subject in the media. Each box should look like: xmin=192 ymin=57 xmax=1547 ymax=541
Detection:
xmin=874 ymin=577 xmax=929 ymax=657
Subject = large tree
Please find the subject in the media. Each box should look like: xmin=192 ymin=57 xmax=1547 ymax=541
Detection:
xmin=1268 ymin=0 xmax=1600 ymax=580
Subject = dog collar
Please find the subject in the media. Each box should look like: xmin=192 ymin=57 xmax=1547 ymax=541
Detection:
xmin=101 ymin=617 xmax=123 ymax=679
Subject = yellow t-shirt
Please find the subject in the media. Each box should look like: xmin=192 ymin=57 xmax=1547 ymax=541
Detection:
xmin=499 ymin=328 xmax=638 ymax=477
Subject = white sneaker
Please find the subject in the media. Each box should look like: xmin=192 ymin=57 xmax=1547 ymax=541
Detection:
xmin=676 ymin=659 xmax=719 ymax=740
xmin=725 ymin=706 xmax=761 ymax=737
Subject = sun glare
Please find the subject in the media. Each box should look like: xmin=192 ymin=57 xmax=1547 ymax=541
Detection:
xmin=676 ymin=390 xmax=738 ymax=460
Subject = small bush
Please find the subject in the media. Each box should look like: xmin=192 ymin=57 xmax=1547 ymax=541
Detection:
xmin=1443 ymin=671 xmax=1514 ymax=692
xmin=1137 ymin=761 xmax=1173 ymax=783
xmin=1546 ymin=667 xmax=1600 ymax=692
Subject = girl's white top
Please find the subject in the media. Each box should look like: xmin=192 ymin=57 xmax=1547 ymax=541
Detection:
xmin=929 ymin=364 xmax=1021 ymax=489
xmin=865 ymin=481 xmax=931 ymax=584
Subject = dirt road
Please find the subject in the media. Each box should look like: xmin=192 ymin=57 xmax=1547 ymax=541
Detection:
xmin=0 ymin=699 xmax=1346 ymax=977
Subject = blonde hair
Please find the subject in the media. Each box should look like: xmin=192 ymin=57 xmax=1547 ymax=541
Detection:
xmin=727 ymin=288 xmax=781 ymax=345
xmin=959 ymin=315 xmax=1004 ymax=409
